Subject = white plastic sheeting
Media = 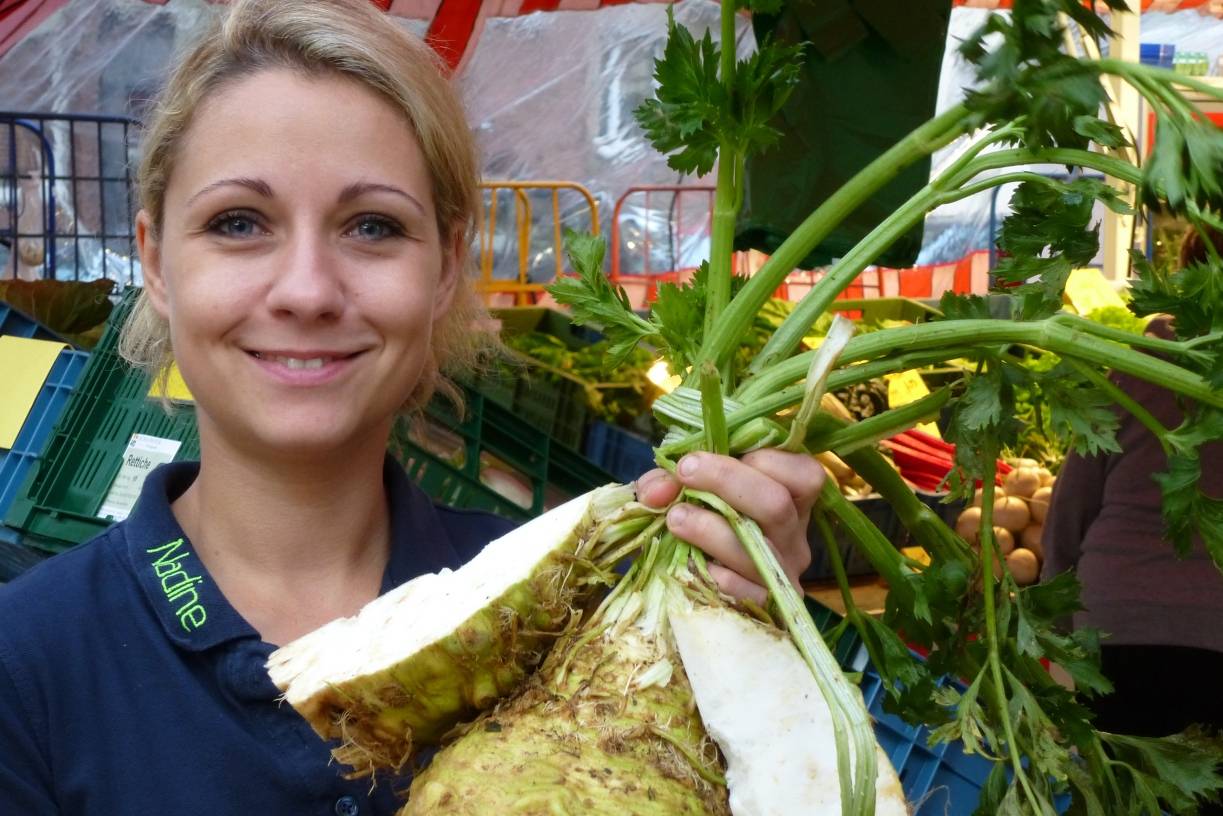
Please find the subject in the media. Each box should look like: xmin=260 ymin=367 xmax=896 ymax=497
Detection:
xmin=1 ymin=1 xmax=1221 ymax=281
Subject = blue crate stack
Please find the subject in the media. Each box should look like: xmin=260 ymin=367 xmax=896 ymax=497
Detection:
xmin=0 ymin=313 xmax=89 ymax=579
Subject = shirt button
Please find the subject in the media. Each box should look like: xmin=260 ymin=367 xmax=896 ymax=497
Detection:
xmin=334 ymin=795 xmax=360 ymax=816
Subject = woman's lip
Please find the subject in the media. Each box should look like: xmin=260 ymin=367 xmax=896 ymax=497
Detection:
xmin=245 ymin=349 xmax=363 ymax=386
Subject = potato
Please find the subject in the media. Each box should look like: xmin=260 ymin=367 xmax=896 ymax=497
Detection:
xmin=994 ymin=527 xmax=1016 ymax=556
xmin=972 ymin=486 xmax=1005 ymax=507
xmin=1028 ymin=486 xmax=1052 ymax=524
xmin=1021 ymin=523 xmax=1043 ymax=560
xmin=1003 ymin=466 xmax=1041 ymax=499
xmin=955 ymin=506 xmax=982 ymax=540
xmin=993 ymin=496 xmax=1032 ymax=533
xmin=1007 ymin=548 xmax=1040 ymax=586
xmin=964 ymin=525 xmax=1014 ymax=555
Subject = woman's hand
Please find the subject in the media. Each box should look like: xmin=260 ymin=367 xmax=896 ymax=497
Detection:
xmin=635 ymin=449 xmax=823 ymax=605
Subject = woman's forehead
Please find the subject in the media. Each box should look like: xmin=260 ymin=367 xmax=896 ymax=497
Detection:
xmin=169 ymin=68 xmax=430 ymax=201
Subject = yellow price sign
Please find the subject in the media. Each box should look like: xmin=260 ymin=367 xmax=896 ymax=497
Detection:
xmin=148 ymin=362 xmax=195 ymax=403
xmin=884 ymin=369 xmax=942 ymax=439
xmin=0 ymin=336 xmax=66 ymax=449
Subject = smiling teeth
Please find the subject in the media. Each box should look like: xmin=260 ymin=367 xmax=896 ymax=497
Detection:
xmin=269 ymin=355 xmax=329 ymax=369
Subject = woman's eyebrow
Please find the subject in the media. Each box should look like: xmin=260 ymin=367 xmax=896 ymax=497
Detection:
xmin=338 ymin=181 xmax=425 ymax=216
xmin=187 ymin=177 xmax=274 ymax=206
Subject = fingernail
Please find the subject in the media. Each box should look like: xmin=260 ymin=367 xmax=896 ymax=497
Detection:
xmin=667 ymin=504 xmax=690 ymax=526
xmin=678 ymin=455 xmax=699 ymax=477
xmin=635 ymin=471 xmax=658 ymax=495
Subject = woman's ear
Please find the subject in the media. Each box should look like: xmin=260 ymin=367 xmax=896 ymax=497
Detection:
xmin=135 ymin=210 xmax=170 ymax=318
xmin=433 ymin=226 xmax=465 ymax=317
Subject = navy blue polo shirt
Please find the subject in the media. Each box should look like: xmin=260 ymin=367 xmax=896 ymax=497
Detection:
xmin=0 ymin=458 xmax=515 ymax=815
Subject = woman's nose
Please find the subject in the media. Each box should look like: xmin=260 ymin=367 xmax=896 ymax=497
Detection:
xmin=264 ymin=233 xmax=345 ymax=321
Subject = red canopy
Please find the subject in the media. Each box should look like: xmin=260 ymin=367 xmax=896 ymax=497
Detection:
xmin=3 ymin=0 xmax=1220 ymax=76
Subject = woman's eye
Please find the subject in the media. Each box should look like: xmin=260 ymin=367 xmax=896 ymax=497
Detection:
xmin=207 ymin=212 xmax=263 ymax=239
xmin=349 ymin=215 xmax=404 ymax=241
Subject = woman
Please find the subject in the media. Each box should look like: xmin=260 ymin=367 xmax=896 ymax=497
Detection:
xmin=0 ymin=1 xmax=819 ymax=813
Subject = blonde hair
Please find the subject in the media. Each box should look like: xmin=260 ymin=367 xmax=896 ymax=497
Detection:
xmin=121 ymin=0 xmax=491 ymax=411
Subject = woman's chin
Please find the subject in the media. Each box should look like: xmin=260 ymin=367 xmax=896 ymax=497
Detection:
xmin=211 ymin=414 xmax=387 ymax=464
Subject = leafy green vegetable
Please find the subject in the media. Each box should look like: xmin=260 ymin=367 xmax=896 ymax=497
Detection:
xmin=549 ymin=1 xmax=1223 ymax=812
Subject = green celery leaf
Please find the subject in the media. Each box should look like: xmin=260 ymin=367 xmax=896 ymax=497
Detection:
xmin=959 ymin=372 xmax=1005 ymax=432
xmin=650 ymin=262 xmax=709 ymax=371
xmin=994 ymin=179 xmax=1110 ymax=319
xmin=939 ymin=292 xmax=994 ymax=321
xmin=1154 ymin=410 xmax=1223 ymax=569
xmin=633 ymin=7 xmax=723 ymax=176
xmin=1142 ymin=113 xmax=1188 ymax=212
xmin=1100 ymin=727 xmax=1223 ymax=814
xmin=548 ymin=230 xmax=657 ymax=367
xmin=1038 ymin=361 xmax=1122 ymax=457
xmin=729 ymin=38 xmax=804 ymax=158
xmin=1073 ymin=115 xmax=1128 ymax=150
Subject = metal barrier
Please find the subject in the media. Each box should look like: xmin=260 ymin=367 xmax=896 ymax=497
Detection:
xmin=609 ymin=184 xmax=714 ymax=307
xmin=1 ymin=112 xmax=140 ymax=285
xmin=477 ymin=180 xmax=599 ymax=306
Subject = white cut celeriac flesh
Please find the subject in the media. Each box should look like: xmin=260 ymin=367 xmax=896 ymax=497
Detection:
xmin=670 ymin=604 xmax=910 ymax=816
xmin=267 ymin=484 xmax=638 ymax=775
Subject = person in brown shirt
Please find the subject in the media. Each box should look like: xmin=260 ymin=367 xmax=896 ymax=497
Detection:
xmin=1042 ymin=235 xmax=1223 ymax=766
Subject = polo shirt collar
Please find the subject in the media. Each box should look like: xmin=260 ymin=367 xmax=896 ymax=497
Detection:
xmin=124 ymin=457 xmax=467 ymax=652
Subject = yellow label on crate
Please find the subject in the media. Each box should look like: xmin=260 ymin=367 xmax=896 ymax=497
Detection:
xmin=884 ymin=370 xmax=942 ymax=439
xmin=148 ymin=362 xmax=195 ymax=403
xmin=1064 ymin=267 xmax=1126 ymax=315
xmin=0 ymin=336 xmax=66 ymax=449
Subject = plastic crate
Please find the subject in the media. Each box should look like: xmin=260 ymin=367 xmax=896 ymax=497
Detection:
xmin=805 ymin=598 xmax=996 ymax=815
xmin=4 ymin=291 xmax=200 ymax=551
xmin=583 ymin=420 xmax=656 ymax=484
xmin=0 ymin=303 xmax=70 ymax=344
xmin=833 ymin=297 xmax=942 ymax=325
xmin=484 ymin=307 xmax=595 ymax=451
xmin=0 ymin=348 xmax=89 ymax=521
xmin=409 ymin=384 xmax=616 ymax=519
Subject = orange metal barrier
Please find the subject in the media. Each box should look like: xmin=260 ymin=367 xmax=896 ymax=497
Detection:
xmin=609 ymin=184 xmax=717 ymax=308
xmin=477 ymin=181 xmax=599 ymax=306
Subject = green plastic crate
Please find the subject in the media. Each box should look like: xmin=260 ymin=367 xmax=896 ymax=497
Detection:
xmin=833 ymin=297 xmax=942 ymax=324
xmin=4 ymin=290 xmax=200 ymax=551
xmin=411 ymin=383 xmax=616 ymax=519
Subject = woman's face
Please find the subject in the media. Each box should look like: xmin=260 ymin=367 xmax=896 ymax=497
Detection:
xmin=137 ymin=68 xmax=458 ymax=460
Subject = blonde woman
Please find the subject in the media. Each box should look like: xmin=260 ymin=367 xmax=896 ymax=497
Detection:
xmin=0 ymin=1 xmax=819 ymax=812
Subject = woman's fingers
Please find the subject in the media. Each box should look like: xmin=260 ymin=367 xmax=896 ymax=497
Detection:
xmin=671 ymin=452 xmax=818 ymax=581
xmin=665 ymin=501 xmax=767 ymax=587
xmin=634 ymin=468 xmax=680 ymax=507
xmin=632 ymin=451 xmax=823 ymax=603
xmin=708 ymin=564 xmax=768 ymax=607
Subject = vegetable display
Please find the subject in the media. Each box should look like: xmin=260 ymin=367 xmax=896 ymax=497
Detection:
xmin=269 ymin=2 xmax=1223 ymax=814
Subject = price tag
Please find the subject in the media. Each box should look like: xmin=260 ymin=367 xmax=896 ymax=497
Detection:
xmin=884 ymin=370 xmax=942 ymax=439
xmin=1064 ymin=267 xmax=1126 ymax=315
xmin=97 ymin=434 xmax=183 ymax=521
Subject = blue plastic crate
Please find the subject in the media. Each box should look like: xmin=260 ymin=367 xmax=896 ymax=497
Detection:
xmin=859 ymin=668 xmax=995 ymax=815
xmin=0 ymin=348 xmax=90 ymax=520
xmin=806 ymin=598 xmax=996 ymax=814
xmin=583 ymin=420 xmax=656 ymax=483
xmin=0 ymin=303 xmax=68 ymax=343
